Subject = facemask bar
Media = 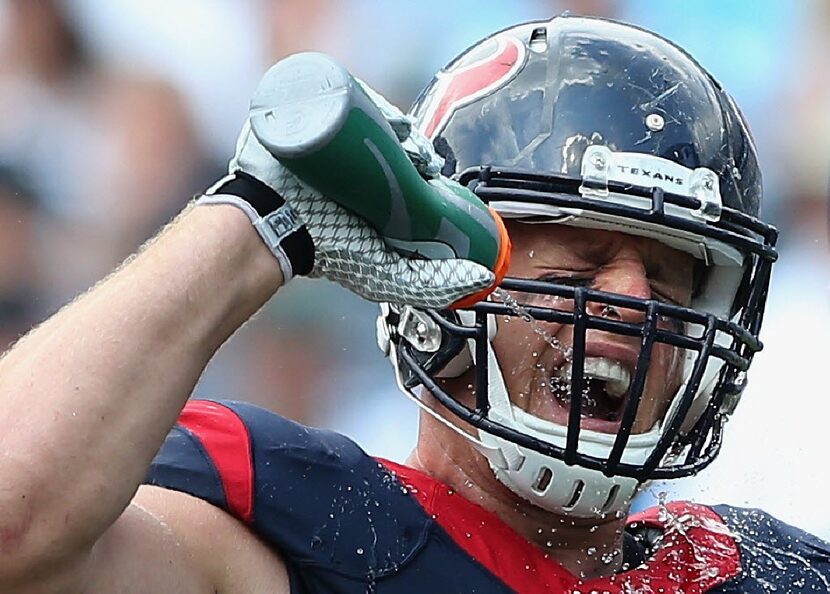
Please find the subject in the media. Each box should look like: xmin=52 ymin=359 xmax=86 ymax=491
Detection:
xmin=459 ymin=167 xmax=778 ymax=267
xmin=680 ymin=245 xmax=775 ymax=464
xmin=398 ymin=278 xmax=759 ymax=481
xmin=390 ymin=165 xmax=776 ymax=483
xmin=468 ymin=165 xmax=777 ymax=473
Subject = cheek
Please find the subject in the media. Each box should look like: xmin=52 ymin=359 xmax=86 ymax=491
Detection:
xmin=492 ymin=318 xmax=567 ymax=387
xmin=656 ymin=343 xmax=686 ymax=389
xmin=637 ymin=344 xmax=687 ymax=424
xmin=492 ymin=320 xmax=536 ymax=382
xmin=643 ymin=337 xmax=686 ymax=379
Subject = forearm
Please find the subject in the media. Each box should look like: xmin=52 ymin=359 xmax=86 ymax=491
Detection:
xmin=0 ymin=203 xmax=282 ymax=567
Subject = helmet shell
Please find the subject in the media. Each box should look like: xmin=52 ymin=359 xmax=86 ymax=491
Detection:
xmin=411 ymin=16 xmax=761 ymax=219
xmin=381 ymin=16 xmax=778 ymax=517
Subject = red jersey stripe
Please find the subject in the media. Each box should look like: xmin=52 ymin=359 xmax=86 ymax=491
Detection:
xmin=179 ymin=400 xmax=254 ymax=524
xmin=379 ymin=459 xmax=741 ymax=593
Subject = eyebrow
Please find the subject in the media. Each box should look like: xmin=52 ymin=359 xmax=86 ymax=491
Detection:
xmin=579 ymin=238 xmax=694 ymax=289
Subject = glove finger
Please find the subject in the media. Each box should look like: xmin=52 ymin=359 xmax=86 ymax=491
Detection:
xmin=398 ymin=257 xmax=496 ymax=308
xmin=321 ymin=249 xmax=494 ymax=309
xmin=230 ymin=120 xmax=300 ymax=192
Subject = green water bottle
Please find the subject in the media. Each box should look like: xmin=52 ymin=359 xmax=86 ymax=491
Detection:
xmin=248 ymin=52 xmax=510 ymax=288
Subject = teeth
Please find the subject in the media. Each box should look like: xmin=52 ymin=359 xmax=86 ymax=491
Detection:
xmin=556 ymin=357 xmax=631 ymax=399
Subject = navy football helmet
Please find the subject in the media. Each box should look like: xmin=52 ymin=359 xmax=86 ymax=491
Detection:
xmin=377 ymin=15 xmax=777 ymax=517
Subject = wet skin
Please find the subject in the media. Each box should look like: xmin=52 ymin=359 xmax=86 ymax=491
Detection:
xmin=413 ymin=222 xmax=698 ymax=577
xmin=435 ymin=221 xmax=697 ymax=434
xmin=491 ymin=221 xmax=696 ymax=434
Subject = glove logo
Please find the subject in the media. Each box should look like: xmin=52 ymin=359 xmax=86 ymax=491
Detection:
xmin=421 ymin=35 xmax=526 ymax=140
xmin=265 ymin=205 xmax=303 ymax=239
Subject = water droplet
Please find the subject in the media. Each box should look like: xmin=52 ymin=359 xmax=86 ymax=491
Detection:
xmin=356 ymin=547 xmax=364 ymax=555
xmin=492 ymin=288 xmax=574 ymax=360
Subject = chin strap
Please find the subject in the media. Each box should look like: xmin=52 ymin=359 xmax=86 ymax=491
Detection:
xmin=380 ymin=304 xmax=652 ymax=518
xmin=473 ymin=324 xmax=649 ymax=518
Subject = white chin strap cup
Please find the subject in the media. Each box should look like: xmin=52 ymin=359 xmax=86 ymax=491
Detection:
xmin=475 ymin=342 xmax=652 ymax=518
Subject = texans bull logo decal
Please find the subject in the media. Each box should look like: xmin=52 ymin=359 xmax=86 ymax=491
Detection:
xmin=421 ymin=35 xmax=526 ymax=139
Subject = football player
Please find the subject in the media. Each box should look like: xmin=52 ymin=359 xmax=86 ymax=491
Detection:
xmin=1 ymin=15 xmax=828 ymax=594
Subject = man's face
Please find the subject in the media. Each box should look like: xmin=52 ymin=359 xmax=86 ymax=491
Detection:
xmin=492 ymin=222 xmax=696 ymax=435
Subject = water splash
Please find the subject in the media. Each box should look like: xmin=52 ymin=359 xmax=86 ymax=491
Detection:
xmin=638 ymin=495 xmax=830 ymax=591
xmin=492 ymin=288 xmax=574 ymax=360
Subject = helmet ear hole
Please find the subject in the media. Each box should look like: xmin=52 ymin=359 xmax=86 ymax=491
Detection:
xmin=533 ymin=466 xmax=553 ymax=493
xmin=563 ymin=479 xmax=586 ymax=510
xmin=601 ymin=484 xmax=621 ymax=514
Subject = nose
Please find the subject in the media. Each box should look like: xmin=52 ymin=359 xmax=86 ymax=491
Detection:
xmin=585 ymin=252 xmax=651 ymax=322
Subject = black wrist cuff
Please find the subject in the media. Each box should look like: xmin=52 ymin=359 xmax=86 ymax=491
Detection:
xmin=208 ymin=172 xmax=315 ymax=277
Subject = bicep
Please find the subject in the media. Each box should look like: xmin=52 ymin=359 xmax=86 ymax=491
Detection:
xmin=79 ymin=486 xmax=290 ymax=594
xmin=79 ymin=497 xmax=215 ymax=594
xmin=5 ymin=496 xmax=212 ymax=594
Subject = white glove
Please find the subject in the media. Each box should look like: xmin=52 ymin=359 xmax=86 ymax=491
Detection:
xmin=199 ymin=119 xmax=495 ymax=309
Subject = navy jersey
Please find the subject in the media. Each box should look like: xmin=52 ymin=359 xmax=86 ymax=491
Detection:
xmin=145 ymin=400 xmax=830 ymax=593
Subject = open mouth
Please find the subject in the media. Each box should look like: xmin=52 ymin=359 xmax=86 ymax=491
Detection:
xmin=549 ymin=357 xmax=632 ymax=426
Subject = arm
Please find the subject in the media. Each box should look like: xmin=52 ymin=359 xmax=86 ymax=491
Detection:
xmin=0 ymin=203 xmax=282 ymax=581
xmin=0 ymin=63 xmax=494 ymax=591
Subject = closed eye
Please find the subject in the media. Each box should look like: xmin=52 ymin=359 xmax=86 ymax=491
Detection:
xmin=530 ymin=276 xmax=686 ymax=332
xmin=537 ymin=274 xmax=593 ymax=287
xmin=538 ymin=277 xmax=679 ymax=306
xmin=541 ymin=274 xmax=683 ymax=306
